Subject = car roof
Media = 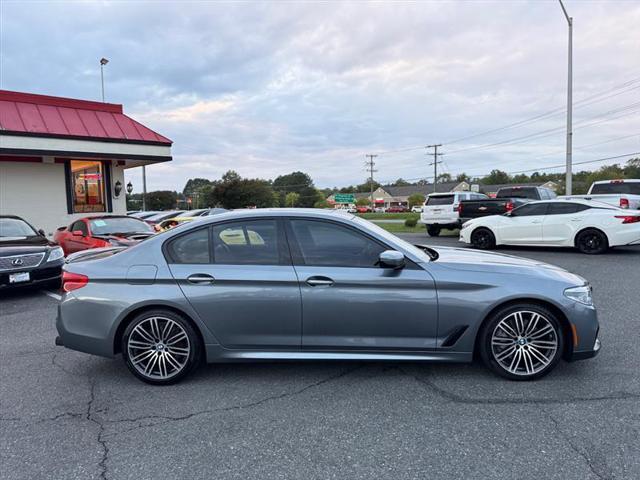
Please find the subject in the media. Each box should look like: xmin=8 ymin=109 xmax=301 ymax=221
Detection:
xmin=592 ymin=179 xmax=639 ymax=184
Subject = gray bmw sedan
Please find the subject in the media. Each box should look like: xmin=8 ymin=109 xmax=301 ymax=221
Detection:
xmin=55 ymin=209 xmax=600 ymax=384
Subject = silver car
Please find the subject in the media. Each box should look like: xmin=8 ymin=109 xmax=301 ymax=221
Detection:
xmin=55 ymin=209 xmax=600 ymax=384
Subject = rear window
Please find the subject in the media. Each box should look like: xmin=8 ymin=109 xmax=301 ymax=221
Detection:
xmin=496 ymin=188 xmax=538 ymax=199
xmin=89 ymin=217 xmax=153 ymax=235
xmin=426 ymin=195 xmax=454 ymax=206
xmin=590 ymin=182 xmax=640 ymax=195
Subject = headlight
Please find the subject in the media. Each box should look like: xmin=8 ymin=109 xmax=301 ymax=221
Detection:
xmin=564 ymin=285 xmax=593 ymax=306
xmin=47 ymin=246 xmax=64 ymax=263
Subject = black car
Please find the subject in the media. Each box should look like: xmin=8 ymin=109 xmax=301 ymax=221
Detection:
xmin=0 ymin=215 xmax=64 ymax=290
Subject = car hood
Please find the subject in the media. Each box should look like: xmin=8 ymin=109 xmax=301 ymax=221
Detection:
xmin=427 ymin=246 xmax=586 ymax=284
xmin=0 ymin=235 xmax=55 ymax=256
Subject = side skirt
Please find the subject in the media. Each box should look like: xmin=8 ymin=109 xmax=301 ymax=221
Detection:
xmin=205 ymin=345 xmax=472 ymax=363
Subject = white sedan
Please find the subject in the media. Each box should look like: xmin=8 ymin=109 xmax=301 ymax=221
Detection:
xmin=459 ymin=199 xmax=640 ymax=254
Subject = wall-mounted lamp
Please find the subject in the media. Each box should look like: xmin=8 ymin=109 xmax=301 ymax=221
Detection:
xmin=126 ymin=181 xmax=133 ymax=195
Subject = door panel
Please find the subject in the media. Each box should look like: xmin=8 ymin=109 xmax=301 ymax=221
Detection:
xmin=170 ymin=264 xmax=302 ymax=348
xmin=295 ymin=265 xmax=438 ymax=350
xmin=499 ymin=203 xmax=548 ymax=244
xmin=167 ymin=220 xmax=302 ymax=349
xmin=543 ymin=203 xmax=589 ymax=245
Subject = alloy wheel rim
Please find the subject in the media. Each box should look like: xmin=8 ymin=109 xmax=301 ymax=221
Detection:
xmin=491 ymin=311 xmax=558 ymax=376
xmin=474 ymin=231 xmax=490 ymax=248
xmin=127 ymin=317 xmax=190 ymax=379
xmin=580 ymin=233 xmax=601 ymax=252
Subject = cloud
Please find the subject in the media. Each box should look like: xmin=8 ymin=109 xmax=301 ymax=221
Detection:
xmin=1 ymin=0 xmax=638 ymax=192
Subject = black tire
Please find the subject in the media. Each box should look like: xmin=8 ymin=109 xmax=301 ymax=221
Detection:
xmin=427 ymin=225 xmax=441 ymax=237
xmin=478 ymin=304 xmax=564 ymax=381
xmin=575 ymin=229 xmax=609 ymax=254
xmin=470 ymin=228 xmax=496 ymax=250
xmin=121 ymin=309 xmax=202 ymax=385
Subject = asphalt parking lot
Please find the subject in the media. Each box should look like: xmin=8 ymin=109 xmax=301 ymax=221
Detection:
xmin=1 ymin=234 xmax=639 ymax=480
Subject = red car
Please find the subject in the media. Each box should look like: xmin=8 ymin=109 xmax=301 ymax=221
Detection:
xmin=386 ymin=206 xmax=408 ymax=213
xmin=356 ymin=206 xmax=371 ymax=213
xmin=54 ymin=216 xmax=155 ymax=255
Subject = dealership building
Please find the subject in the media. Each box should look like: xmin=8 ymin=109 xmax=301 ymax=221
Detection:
xmin=0 ymin=89 xmax=172 ymax=235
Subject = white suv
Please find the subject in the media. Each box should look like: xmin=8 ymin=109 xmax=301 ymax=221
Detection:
xmin=420 ymin=191 xmax=488 ymax=236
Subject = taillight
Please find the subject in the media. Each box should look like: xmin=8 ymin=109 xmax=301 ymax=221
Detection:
xmin=457 ymin=203 xmax=463 ymax=213
xmin=615 ymin=215 xmax=640 ymax=224
xmin=62 ymin=271 xmax=89 ymax=292
xmin=505 ymin=201 xmax=515 ymax=212
xmin=620 ymin=198 xmax=629 ymax=209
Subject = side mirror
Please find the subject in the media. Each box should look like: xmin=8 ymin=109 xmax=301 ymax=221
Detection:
xmin=378 ymin=250 xmax=405 ymax=269
xmin=72 ymin=230 xmax=84 ymax=237
xmin=38 ymin=229 xmax=46 ymax=236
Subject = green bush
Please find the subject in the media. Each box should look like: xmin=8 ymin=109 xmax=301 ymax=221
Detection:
xmin=404 ymin=217 xmax=418 ymax=228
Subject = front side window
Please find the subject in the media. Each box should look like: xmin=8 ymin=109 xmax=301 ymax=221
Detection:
xmin=166 ymin=228 xmax=210 ymax=264
xmin=511 ymin=203 xmax=549 ymax=217
xmin=70 ymin=160 xmax=107 ymax=213
xmin=212 ymin=219 xmax=281 ymax=265
xmin=289 ymin=219 xmax=385 ymax=268
xmin=71 ymin=220 xmax=88 ymax=236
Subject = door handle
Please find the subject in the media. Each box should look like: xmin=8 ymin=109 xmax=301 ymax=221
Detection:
xmin=531 ymin=220 xmax=542 ymax=224
xmin=187 ymin=274 xmax=215 ymax=285
xmin=570 ymin=217 xmax=583 ymax=222
xmin=306 ymin=276 xmax=334 ymax=287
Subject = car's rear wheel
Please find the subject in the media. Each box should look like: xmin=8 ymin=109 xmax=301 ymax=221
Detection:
xmin=470 ymin=228 xmax=496 ymax=250
xmin=575 ymin=229 xmax=608 ymax=254
xmin=122 ymin=310 xmax=201 ymax=385
xmin=479 ymin=304 xmax=564 ymax=381
xmin=427 ymin=225 xmax=441 ymax=237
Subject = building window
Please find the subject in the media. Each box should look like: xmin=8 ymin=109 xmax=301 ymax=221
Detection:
xmin=69 ymin=160 xmax=107 ymax=213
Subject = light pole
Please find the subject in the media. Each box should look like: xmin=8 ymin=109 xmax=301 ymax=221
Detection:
xmin=99 ymin=58 xmax=109 ymax=102
xmin=558 ymin=0 xmax=573 ymax=195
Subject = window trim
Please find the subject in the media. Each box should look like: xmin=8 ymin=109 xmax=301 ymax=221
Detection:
xmin=284 ymin=217 xmax=419 ymax=269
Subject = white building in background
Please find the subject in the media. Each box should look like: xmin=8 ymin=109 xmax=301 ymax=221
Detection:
xmin=0 ymin=90 xmax=172 ymax=235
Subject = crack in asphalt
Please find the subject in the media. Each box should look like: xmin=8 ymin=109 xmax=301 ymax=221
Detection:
xmin=400 ymin=367 xmax=640 ymax=405
xmin=86 ymin=379 xmax=110 ymax=480
xmin=542 ymin=407 xmax=612 ymax=480
xmin=103 ymin=365 xmax=363 ymax=438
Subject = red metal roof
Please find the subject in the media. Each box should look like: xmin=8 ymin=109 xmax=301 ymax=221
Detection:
xmin=0 ymin=90 xmax=172 ymax=145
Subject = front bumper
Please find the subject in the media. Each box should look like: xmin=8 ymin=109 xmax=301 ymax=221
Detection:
xmin=0 ymin=263 xmax=62 ymax=289
xmin=569 ymin=337 xmax=601 ymax=361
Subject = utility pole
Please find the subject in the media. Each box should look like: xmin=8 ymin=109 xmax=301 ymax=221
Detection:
xmin=426 ymin=144 xmax=443 ymax=193
xmin=99 ymin=58 xmax=109 ymax=102
xmin=559 ymin=0 xmax=573 ymax=195
xmin=365 ymin=154 xmax=378 ymax=210
xmin=142 ymin=165 xmax=147 ymax=211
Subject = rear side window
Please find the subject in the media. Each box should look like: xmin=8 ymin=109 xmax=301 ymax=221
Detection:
xmin=547 ymin=203 xmax=590 ymax=215
xmin=426 ymin=195 xmax=454 ymax=206
xmin=166 ymin=228 xmax=210 ymax=264
xmin=289 ymin=219 xmax=385 ymax=268
xmin=590 ymin=182 xmax=640 ymax=195
xmin=212 ymin=219 xmax=281 ymax=265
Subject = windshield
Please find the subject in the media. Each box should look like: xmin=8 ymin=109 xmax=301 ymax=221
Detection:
xmin=352 ymin=216 xmax=435 ymax=262
xmin=0 ymin=218 xmax=38 ymax=238
xmin=496 ymin=188 xmax=537 ymax=199
xmin=426 ymin=195 xmax=454 ymax=206
xmin=89 ymin=217 xmax=153 ymax=235
xmin=590 ymin=182 xmax=640 ymax=195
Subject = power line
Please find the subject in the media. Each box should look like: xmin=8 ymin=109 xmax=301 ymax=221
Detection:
xmin=365 ymin=154 xmax=378 ymax=207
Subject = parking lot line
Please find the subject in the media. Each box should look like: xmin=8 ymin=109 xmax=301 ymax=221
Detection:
xmin=43 ymin=290 xmax=61 ymax=301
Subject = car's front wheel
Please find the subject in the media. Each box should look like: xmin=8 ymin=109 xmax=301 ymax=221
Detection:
xmin=122 ymin=310 xmax=201 ymax=385
xmin=470 ymin=228 xmax=496 ymax=250
xmin=479 ymin=304 xmax=564 ymax=381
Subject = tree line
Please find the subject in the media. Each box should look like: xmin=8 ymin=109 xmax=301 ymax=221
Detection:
xmin=126 ymin=158 xmax=639 ymax=210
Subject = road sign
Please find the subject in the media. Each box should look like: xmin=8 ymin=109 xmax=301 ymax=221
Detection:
xmin=334 ymin=193 xmax=355 ymax=203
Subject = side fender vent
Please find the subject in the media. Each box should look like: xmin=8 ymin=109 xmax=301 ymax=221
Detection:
xmin=441 ymin=325 xmax=469 ymax=348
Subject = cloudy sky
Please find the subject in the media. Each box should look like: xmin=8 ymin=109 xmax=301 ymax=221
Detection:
xmin=1 ymin=0 xmax=639 ymax=192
